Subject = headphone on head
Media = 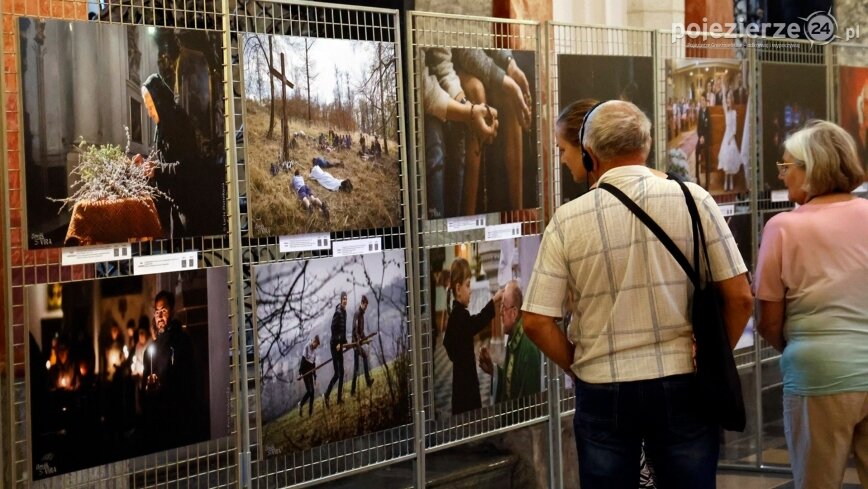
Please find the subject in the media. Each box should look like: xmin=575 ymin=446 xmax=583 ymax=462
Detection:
xmin=580 ymin=101 xmax=606 ymax=173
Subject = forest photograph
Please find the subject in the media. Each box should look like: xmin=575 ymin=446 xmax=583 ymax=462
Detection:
xmin=254 ymin=250 xmax=409 ymax=455
xmin=242 ymin=34 xmax=402 ymax=237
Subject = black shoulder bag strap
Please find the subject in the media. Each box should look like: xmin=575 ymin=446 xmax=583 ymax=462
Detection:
xmin=669 ymin=176 xmax=714 ymax=285
xmin=597 ymin=181 xmax=700 ymax=288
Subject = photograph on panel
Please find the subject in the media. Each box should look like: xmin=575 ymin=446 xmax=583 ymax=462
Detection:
xmin=429 ymin=237 xmax=544 ymax=419
xmin=726 ymin=212 xmax=754 ymax=350
xmin=241 ymin=35 xmax=402 ymax=237
xmin=255 ymin=250 xmax=409 ymax=455
xmin=26 ymin=268 xmax=231 ymax=480
xmin=760 ymin=63 xmax=827 ymax=192
xmin=18 ymin=18 xmax=227 ymax=249
xmin=665 ymin=59 xmax=752 ymax=196
xmin=838 ymin=66 xmax=868 ymax=175
xmin=557 ymin=54 xmax=654 ymax=203
xmin=419 ymin=48 xmax=539 ymax=219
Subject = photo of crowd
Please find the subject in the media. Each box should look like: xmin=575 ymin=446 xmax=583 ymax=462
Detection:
xmin=255 ymin=250 xmax=409 ymax=455
xmin=26 ymin=268 xmax=231 ymax=480
xmin=429 ymin=237 xmax=543 ymax=418
xmin=760 ymin=63 xmax=826 ymax=191
xmin=557 ymin=54 xmax=654 ymax=202
xmin=19 ymin=19 xmax=226 ymax=249
xmin=665 ymin=59 xmax=751 ymax=195
xmin=420 ymin=48 xmax=539 ymax=219
xmin=837 ymin=66 xmax=868 ymax=172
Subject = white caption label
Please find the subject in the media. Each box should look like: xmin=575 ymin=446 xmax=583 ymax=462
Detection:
xmin=331 ymin=237 xmax=382 ymax=257
xmin=718 ymin=204 xmax=735 ymax=217
xmin=133 ymin=251 xmax=198 ymax=276
xmin=446 ymin=215 xmax=487 ymax=232
xmin=485 ymin=223 xmax=521 ymax=241
xmin=770 ymin=190 xmax=790 ymax=202
xmin=279 ymin=233 xmax=331 ymax=253
xmin=61 ymin=243 xmax=132 ymax=266
xmin=852 ymin=182 xmax=868 ymax=194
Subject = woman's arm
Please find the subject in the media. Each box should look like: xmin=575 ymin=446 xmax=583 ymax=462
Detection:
xmin=757 ymin=299 xmax=786 ymax=352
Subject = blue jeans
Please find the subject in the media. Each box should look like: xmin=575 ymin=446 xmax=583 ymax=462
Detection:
xmin=573 ymin=374 xmax=719 ymax=489
xmin=425 ymin=115 xmax=466 ymax=218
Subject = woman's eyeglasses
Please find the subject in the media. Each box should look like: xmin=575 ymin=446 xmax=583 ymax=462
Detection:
xmin=775 ymin=161 xmax=801 ymax=176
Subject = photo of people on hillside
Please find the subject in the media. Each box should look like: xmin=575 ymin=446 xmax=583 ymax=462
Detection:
xmin=242 ymin=35 xmax=402 ymax=237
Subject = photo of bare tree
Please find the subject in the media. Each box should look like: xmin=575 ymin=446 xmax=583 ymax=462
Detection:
xmin=242 ymin=34 xmax=402 ymax=237
xmin=254 ymin=250 xmax=409 ymax=455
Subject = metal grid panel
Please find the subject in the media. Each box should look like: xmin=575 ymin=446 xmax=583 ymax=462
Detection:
xmin=406 ymin=11 xmax=549 ymax=452
xmin=229 ymin=2 xmax=416 ymax=487
xmin=655 ymin=31 xmax=754 ymax=210
xmin=830 ymin=41 xmax=868 ymax=182
xmin=655 ymin=28 xmax=762 ymax=374
xmin=1 ymin=1 xmax=240 ymax=487
xmin=547 ymin=22 xmax=655 ymax=415
xmin=755 ymin=37 xmax=826 ymax=213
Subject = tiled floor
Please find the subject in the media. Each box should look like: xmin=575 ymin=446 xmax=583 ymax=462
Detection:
xmin=718 ymin=462 xmax=863 ymax=489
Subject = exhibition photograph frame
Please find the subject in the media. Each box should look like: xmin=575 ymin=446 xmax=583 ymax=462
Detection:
xmin=418 ymin=47 xmax=540 ymax=219
xmin=427 ymin=236 xmax=544 ymax=420
xmin=252 ymin=249 xmax=411 ymax=457
xmin=24 ymin=267 xmax=232 ymax=481
xmin=241 ymin=34 xmax=403 ymax=238
xmin=18 ymin=18 xmax=228 ymax=250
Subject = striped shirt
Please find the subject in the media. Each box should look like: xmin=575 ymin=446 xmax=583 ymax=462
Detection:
xmin=522 ymin=166 xmax=746 ymax=383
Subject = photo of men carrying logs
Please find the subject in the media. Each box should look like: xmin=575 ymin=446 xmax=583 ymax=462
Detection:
xmin=254 ymin=250 xmax=409 ymax=455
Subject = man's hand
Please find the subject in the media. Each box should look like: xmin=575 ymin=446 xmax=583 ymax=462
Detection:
xmin=501 ymin=76 xmax=531 ymax=130
xmin=478 ymin=346 xmax=493 ymax=375
xmin=133 ymin=154 xmax=156 ymax=178
xmin=469 ymin=103 xmax=498 ymax=144
xmin=505 ymin=60 xmax=532 ymax=129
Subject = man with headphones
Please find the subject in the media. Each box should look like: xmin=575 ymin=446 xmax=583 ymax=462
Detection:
xmin=520 ymin=100 xmax=753 ymax=488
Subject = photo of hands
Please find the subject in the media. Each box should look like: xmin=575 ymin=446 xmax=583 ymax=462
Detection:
xmin=420 ymin=48 xmax=539 ymax=219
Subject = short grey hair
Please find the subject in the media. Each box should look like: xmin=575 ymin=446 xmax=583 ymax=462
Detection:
xmin=505 ymin=280 xmax=523 ymax=312
xmin=784 ymin=120 xmax=864 ymax=197
xmin=582 ymin=100 xmax=652 ymax=162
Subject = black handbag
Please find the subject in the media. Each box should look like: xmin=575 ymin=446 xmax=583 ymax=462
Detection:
xmin=598 ymin=177 xmax=746 ymax=432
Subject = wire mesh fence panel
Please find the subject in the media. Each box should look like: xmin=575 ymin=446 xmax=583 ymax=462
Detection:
xmin=546 ymin=23 xmax=655 ymax=416
xmin=755 ymin=37 xmax=827 ymax=213
xmin=230 ymin=1 xmax=416 ymax=487
xmin=406 ymin=11 xmax=549 ymax=453
xmin=831 ymin=41 xmax=868 ymax=201
xmin=1 ymin=1 xmax=242 ymax=488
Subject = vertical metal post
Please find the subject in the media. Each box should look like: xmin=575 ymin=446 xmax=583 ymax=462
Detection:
xmin=0 ymin=0 xmax=11 ymax=485
xmin=404 ymin=12 xmax=428 ymax=488
xmin=541 ymin=21 xmax=564 ymax=489
xmin=221 ymin=0 xmax=252 ymax=487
